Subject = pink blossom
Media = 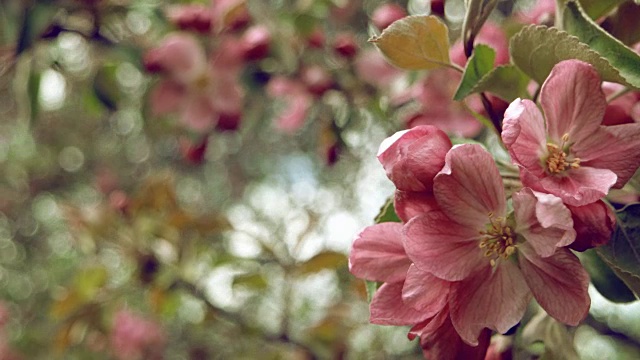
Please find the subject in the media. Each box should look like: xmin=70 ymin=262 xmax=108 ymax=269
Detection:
xmin=406 ymin=69 xmax=483 ymax=137
xmin=111 ymin=310 xmax=166 ymax=360
xmin=211 ymin=0 xmax=250 ymax=32
xmin=165 ymin=4 xmax=213 ymax=33
xmin=377 ymin=126 xmax=450 ymax=222
xmin=266 ymin=76 xmax=312 ymax=133
xmin=567 ymin=200 xmax=616 ymax=252
xmin=146 ymin=34 xmax=244 ymax=133
xmin=371 ymin=3 xmax=407 ymax=31
xmin=240 ymin=25 xmax=271 ymax=61
xmin=502 ymin=60 xmax=640 ymax=206
xmin=403 ymin=144 xmax=590 ymax=344
xmin=349 ymin=223 xmax=489 ymax=360
xmin=602 ymin=82 xmax=640 ymax=126
xmin=354 ymin=49 xmax=403 ymax=90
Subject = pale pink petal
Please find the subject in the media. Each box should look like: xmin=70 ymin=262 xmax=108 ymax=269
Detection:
xmin=538 ymin=166 xmax=617 ymax=206
xmin=154 ymin=34 xmax=208 ymax=83
xmin=434 ymin=144 xmax=506 ymax=227
xmin=349 ymin=223 xmax=411 ymax=283
xmin=370 ymin=282 xmax=430 ymax=325
xmin=567 ymin=200 xmax=615 ymax=252
xmin=516 ymin=0 xmax=555 ymax=24
xmin=502 ymin=99 xmax=547 ymax=175
xmin=408 ymin=306 xmax=449 ymax=341
xmin=180 ymin=95 xmax=216 ymax=132
xmin=403 ymin=212 xmax=486 ymax=281
xmin=450 ymin=262 xmax=532 ymax=345
xmin=377 ymin=126 xmax=452 ymax=192
xmin=540 ymin=60 xmax=606 ymax=144
xmin=576 ymin=124 xmax=640 ymax=188
xmin=150 ymin=80 xmax=185 ymax=116
xmin=274 ymin=93 xmax=312 ymax=133
xmin=513 ymin=188 xmax=575 ymax=257
xmin=518 ymin=244 xmax=590 ymax=326
xmin=402 ymin=264 xmax=449 ymax=317
xmin=393 ymin=190 xmax=438 ymax=223
xmin=354 ymin=49 xmax=402 ymax=88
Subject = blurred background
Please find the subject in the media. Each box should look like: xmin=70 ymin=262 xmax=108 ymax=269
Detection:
xmin=2 ymin=0 xmax=640 ymax=359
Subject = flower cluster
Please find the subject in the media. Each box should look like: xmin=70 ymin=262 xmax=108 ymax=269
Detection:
xmin=349 ymin=60 xmax=640 ymax=359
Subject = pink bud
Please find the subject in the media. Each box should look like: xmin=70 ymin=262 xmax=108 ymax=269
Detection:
xmin=334 ymin=33 xmax=358 ymax=59
xmin=372 ymin=3 xmax=407 ymax=31
xmin=165 ymin=4 xmax=213 ymax=33
xmin=306 ymin=28 xmax=325 ymax=48
xmin=241 ymin=25 xmax=271 ymax=61
xmin=567 ymin=201 xmax=616 ymax=252
xmin=301 ymin=65 xmax=333 ymax=96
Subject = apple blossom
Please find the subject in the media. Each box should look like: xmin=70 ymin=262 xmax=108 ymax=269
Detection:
xmin=502 ymin=60 xmax=640 ymax=206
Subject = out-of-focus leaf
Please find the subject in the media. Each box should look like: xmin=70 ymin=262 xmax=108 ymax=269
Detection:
xmin=469 ymin=65 xmax=530 ymax=102
xmin=296 ymin=251 xmax=347 ymax=275
xmin=50 ymin=290 xmax=84 ymax=319
xmin=16 ymin=4 xmax=56 ymax=54
xmin=461 ymin=0 xmax=499 ymax=57
xmin=563 ymin=0 xmax=640 ymax=89
xmin=510 ymin=25 xmax=628 ymax=86
xmin=365 ymin=280 xmax=380 ymax=303
xmin=369 ymin=15 xmax=451 ymax=70
xmin=129 ymin=176 xmax=179 ymax=214
xmin=572 ymin=0 xmax=626 ymax=20
xmin=93 ymin=64 xmax=122 ymax=111
xmin=149 ymin=287 xmax=181 ymax=316
xmin=28 ymin=68 xmax=40 ymax=120
xmin=580 ymin=250 xmax=635 ymax=303
xmin=232 ymin=273 xmax=268 ymax=290
xmin=168 ymin=211 xmax=232 ymax=234
xmin=374 ymin=197 xmax=401 ymax=223
xmin=601 ymin=2 xmax=640 ymax=46
xmin=520 ymin=312 xmax=580 ymax=360
xmin=74 ymin=266 xmax=108 ymax=300
xmin=453 ymin=44 xmax=495 ymax=101
xmin=596 ymin=203 xmax=640 ymax=299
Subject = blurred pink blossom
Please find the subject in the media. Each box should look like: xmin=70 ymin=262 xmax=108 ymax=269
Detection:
xmin=111 ymin=310 xmax=166 ymax=360
xmin=516 ymin=0 xmax=556 ymax=25
xmin=371 ymin=3 xmax=407 ymax=31
xmin=165 ymin=4 xmax=213 ymax=33
xmin=354 ymin=49 xmax=403 ymax=90
xmin=450 ymin=22 xmax=509 ymax=67
xmin=266 ymin=76 xmax=313 ymax=133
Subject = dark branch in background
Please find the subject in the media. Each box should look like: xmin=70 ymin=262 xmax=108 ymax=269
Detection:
xmin=173 ymin=279 xmax=318 ymax=359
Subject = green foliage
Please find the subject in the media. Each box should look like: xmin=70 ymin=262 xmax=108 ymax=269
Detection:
xmin=580 ymin=250 xmax=636 ymax=303
xmin=370 ymin=15 xmax=451 ymax=70
xmin=296 ymin=251 xmax=348 ymax=275
xmin=563 ymin=0 xmax=640 ymax=89
xmin=461 ymin=0 xmax=499 ymax=56
xmin=576 ymin=0 xmax=626 ymax=20
xmin=454 ymin=44 xmax=495 ymax=101
xmin=596 ymin=203 xmax=640 ymax=300
xmin=510 ymin=25 xmax=628 ymax=86
xmin=470 ymin=65 xmax=530 ymax=102
xmin=374 ymin=197 xmax=401 ymax=224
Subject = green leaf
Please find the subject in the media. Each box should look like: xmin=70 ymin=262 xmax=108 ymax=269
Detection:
xmin=365 ymin=280 xmax=380 ymax=303
xmin=74 ymin=266 xmax=108 ymax=300
xmin=596 ymin=203 xmax=640 ymax=299
xmin=574 ymin=0 xmax=626 ymax=20
xmin=579 ymin=250 xmax=635 ymax=303
xmin=374 ymin=197 xmax=401 ymax=223
xmin=93 ymin=64 xmax=122 ymax=111
xmin=370 ymin=15 xmax=451 ymax=70
xmin=563 ymin=0 xmax=640 ymax=89
xmin=461 ymin=64 xmax=530 ymax=103
xmin=453 ymin=44 xmax=495 ymax=101
xmin=296 ymin=251 xmax=347 ymax=275
xmin=232 ymin=273 xmax=268 ymax=290
xmin=461 ymin=0 xmax=499 ymax=57
xmin=510 ymin=25 xmax=628 ymax=86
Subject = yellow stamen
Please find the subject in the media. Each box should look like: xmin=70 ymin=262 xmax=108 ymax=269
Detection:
xmin=478 ymin=213 xmax=517 ymax=266
xmin=545 ymin=133 xmax=580 ymax=174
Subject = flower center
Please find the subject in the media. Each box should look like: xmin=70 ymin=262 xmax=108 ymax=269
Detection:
xmin=479 ymin=213 xmax=516 ymax=267
xmin=545 ymin=134 xmax=580 ymax=174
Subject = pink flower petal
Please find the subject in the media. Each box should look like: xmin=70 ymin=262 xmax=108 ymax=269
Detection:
xmin=434 ymin=144 xmax=506 ymax=227
xmin=419 ymin=313 xmax=492 ymax=360
xmin=513 ymin=188 xmax=575 ymax=257
xmin=576 ymin=123 xmax=640 ymax=188
xmin=377 ymin=126 xmax=452 ymax=192
xmin=403 ymin=212 xmax=486 ymax=281
xmin=450 ymin=262 xmax=531 ymax=345
xmin=370 ymin=282 xmax=430 ymax=325
xmin=180 ymin=95 xmax=217 ymax=132
xmin=502 ymin=99 xmax=547 ymax=174
xmin=539 ymin=60 xmax=606 ymax=144
xmin=402 ymin=264 xmax=449 ymax=317
xmin=538 ymin=166 xmax=617 ymax=206
xmin=393 ymin=190 xmax=438 ymax=223
xmin=150 ymin=80 xmax=185 ymax=116
xmin=349 ymin=223 xmax=411 ymax=283
xmin=518 ymin=244 xmax=590 ymax=326
xmin=567 ymin=200 xmax=615 ymax=252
